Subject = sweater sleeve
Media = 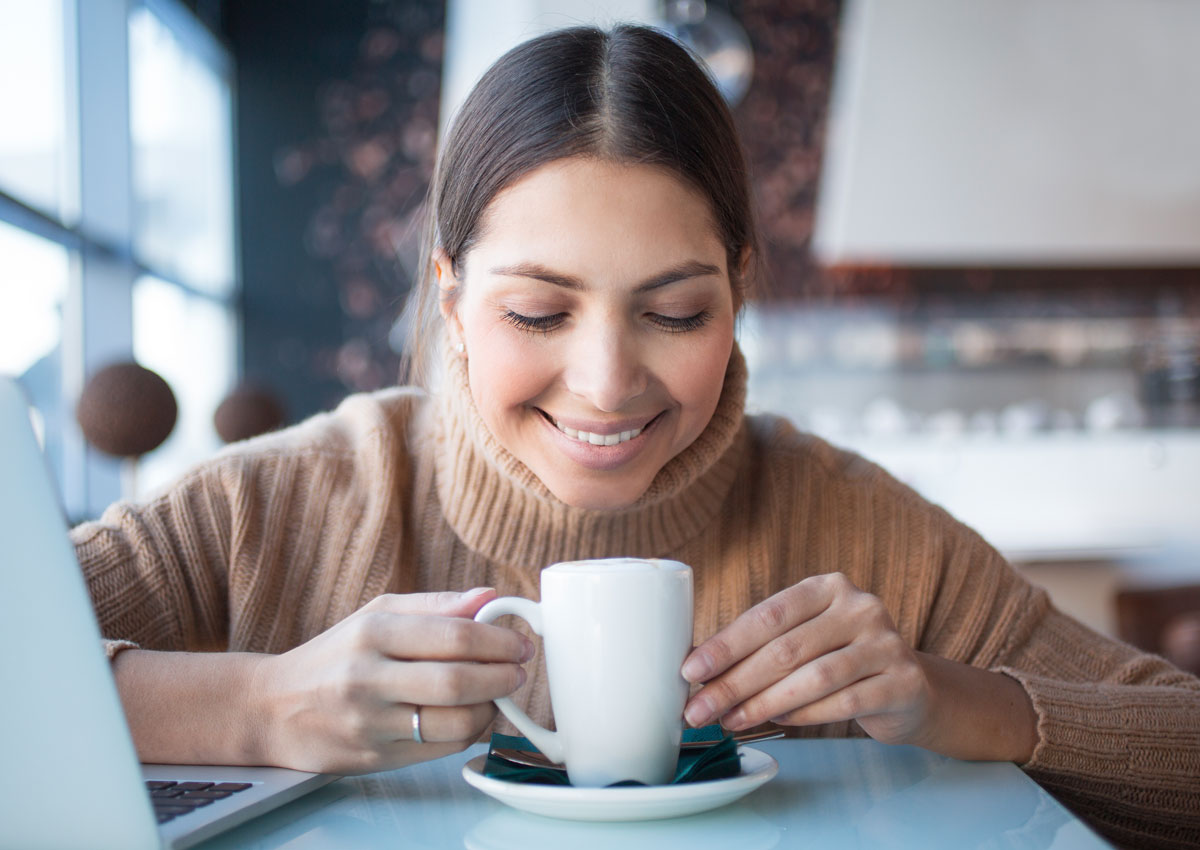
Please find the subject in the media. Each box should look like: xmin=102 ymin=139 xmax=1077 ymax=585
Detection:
xmin=69 ymin=387 xmax=424 ymax=660
xmin=915 ymin=505 xmax=1200 ymax=849
xmin=70 ymin=462 xmax=235 ymax=656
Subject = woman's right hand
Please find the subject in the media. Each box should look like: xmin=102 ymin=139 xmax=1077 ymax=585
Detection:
xmin=251 ymin=588 xmax=533 ymax=774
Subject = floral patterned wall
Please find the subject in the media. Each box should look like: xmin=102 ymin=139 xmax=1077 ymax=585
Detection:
xmin=270 ymin=1 xmax=443 ymax=397
xmin=729 ymin=0 xmax=841 ymax=299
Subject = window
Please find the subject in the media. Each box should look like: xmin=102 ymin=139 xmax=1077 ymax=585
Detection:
xmin=0 ymin=0 xmax=73 ymax=220
xmin=0 ymin=222 xmax=72 ymax=485
xmin=129 ymin=4 xmax=238 ymax=496
xmin=133 ymin=277 xmax=237 ymax=495
xmin=0 ymin=0 xmax=238 ymax=521
xmin=129 ymin=6 xmax=235 ymax=296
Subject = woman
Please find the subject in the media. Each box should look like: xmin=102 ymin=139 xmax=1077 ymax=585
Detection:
xmin=73 ymin=24 xmax=1198 ymax=848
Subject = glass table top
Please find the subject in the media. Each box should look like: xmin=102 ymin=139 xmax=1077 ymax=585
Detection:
xmin=196 ymin=739 xmax=1110 ymax=849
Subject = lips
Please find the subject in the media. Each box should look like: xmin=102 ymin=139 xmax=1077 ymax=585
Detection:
xmin=530 ymin=408 xmax=667 ymax=475
xmin=536 ymin=409 xmax=662 ymax=447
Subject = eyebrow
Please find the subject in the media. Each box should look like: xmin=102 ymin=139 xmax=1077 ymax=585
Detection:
xmin=488 ymin=260 xmax=723 ymax=293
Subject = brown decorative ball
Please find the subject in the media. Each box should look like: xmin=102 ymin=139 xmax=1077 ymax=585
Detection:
xmin=214 ymin=384 xmax=286 ymax=444
xmin=1163 ymin=613 xmax=1200 ymax=677
xmin=76 ymin=362 xmax=178 ymax=458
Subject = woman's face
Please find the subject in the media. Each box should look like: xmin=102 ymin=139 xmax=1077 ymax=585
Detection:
xmin=440 ymin=158 xmax=736 ymax=510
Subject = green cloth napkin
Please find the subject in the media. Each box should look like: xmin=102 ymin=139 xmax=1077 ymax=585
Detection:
xmin=482 ymin=725 xmax=740 ymax=787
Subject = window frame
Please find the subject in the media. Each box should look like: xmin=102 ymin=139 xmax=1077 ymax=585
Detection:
xmin=0 ymin=0 xmax=240 ymax=521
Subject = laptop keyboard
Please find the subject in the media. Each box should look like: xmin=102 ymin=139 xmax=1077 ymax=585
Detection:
xmin=145 ymin=780 xmax=253 ymax=824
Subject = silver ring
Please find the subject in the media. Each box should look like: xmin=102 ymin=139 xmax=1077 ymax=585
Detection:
xmin=412 ymin=706 xmax=424 ymax=745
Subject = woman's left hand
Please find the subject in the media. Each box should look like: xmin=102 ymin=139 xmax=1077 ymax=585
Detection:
xmin=681 ymin=573 xmax=1038 ymax=762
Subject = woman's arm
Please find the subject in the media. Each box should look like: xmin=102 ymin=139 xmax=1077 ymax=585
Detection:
xmin=707 ymin=421 xmax=1200 ymax=846
xmin=990 ymin=600 xmax=1200 ymax=847
xmin=912 ymin=651 xmax=1037 ymax=762
xmin=112 ymin=649 xmax=268 ymax=765
xmin=113 ymin=590 xmax=532 ymax=773
xmin=683 ymin=522 xmax=1200 ymax=846
xmin=71 ymin=465 xmax=235 ymax=655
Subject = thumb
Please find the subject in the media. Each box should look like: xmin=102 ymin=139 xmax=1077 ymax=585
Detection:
xmin=363 ymin=588 xmax=498 ymax=619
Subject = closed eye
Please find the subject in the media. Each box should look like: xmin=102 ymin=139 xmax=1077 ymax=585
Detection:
xmin=648 ymin=311 xmax=713 ymax=333
xmin=502 ymin=310 xmax=565 ymax=334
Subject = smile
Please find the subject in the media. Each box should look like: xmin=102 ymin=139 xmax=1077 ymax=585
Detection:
xmin=535 ymin=409 xmax=663 ymax=449
xmin=553 ymin=420 xmax=643 ymax=446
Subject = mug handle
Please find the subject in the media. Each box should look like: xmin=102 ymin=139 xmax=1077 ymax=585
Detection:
xmin=474 ymin=597 xmax=565 ymax=764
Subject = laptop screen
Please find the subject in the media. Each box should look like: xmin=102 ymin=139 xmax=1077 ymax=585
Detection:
xmin=0 ymin=377 xmax=161 ymax=849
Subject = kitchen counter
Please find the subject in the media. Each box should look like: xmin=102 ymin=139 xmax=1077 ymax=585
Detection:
xmin=826 ymin=430 xmax=1200 ymax=564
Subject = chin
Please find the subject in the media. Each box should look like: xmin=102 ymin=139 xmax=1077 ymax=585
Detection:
xmin=544 ymin=476 xmax=650 ymax=511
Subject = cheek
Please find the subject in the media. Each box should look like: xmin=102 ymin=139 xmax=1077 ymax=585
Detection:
xmin=669 ymin=326 xmax=734 ymax=409
xmin=663 ymin=342 xmax=732 ymax=449
xmin=463 ymin=324 xmax=553 ymax=424
xmin=675 ymin=346 xmax=729 ymax=409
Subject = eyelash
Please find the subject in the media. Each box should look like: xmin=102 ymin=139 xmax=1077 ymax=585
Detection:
xmin=501 ymin=310 xmax=713 ymax=335
xmin=502 ymin=311 xmax=565 ymax=334
xmin=650 ymin=311 xmax=713 ymax=333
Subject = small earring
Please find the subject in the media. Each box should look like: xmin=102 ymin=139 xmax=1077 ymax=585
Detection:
xmin=455 ymin=342 xmax=465 ymax=354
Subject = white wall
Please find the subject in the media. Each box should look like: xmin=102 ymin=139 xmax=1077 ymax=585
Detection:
xmin=440 ymin=0 xmax=656 ymax=135
xmin=814 ymin=0 xmax=1200 ymax=265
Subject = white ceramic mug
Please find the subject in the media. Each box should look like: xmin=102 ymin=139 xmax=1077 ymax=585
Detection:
xmin=474 ymin=558 xmax=694 ymax=787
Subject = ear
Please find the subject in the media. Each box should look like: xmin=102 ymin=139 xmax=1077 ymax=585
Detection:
xmin=737 ymin=245 xmax=753 ymax=281
xmin=434 ymin=248 xmax=466 ymax=346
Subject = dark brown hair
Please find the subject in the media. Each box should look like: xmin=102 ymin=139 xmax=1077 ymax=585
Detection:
xmin=405 ymin=23 xmax=758 ymax=384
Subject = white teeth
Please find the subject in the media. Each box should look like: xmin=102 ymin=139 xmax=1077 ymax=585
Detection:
xmin=553 ymin=419 xmax=644 ymax=445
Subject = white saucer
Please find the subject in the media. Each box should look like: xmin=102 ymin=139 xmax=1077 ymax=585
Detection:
xmin=461 ymin=746 xmax=778 ymax=822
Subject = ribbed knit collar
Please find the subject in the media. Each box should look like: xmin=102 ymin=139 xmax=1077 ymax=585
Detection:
xmin=433 ymin=342 xmax=748 ymax=565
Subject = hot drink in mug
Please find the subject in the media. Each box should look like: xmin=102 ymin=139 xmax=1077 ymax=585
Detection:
xmin=474 ymin=558 xmax=694 ymax=786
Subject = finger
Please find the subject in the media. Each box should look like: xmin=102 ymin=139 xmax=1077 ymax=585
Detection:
xmin=365 ymin=613 xmax=534 ymax=663
xmin=361 ymin=588 xmax=499 ymax=619
xmin=376 ymin=660 xmax=527 ymax=707
xmin=683 ymin=609 xmax=854 ymax=727
xmin=682 ymin=574 xmax=847 ymax=684
xmin=718 ymin=641 xmax=888 ymax=730
xmin=382 ymin=702 xmax=498 ymax=745
xmin=768 ymin=673 xmax=899 ymax=728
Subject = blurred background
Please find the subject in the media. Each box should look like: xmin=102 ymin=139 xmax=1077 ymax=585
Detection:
xmin=2 ymin=0 xmax=1198 ymax=664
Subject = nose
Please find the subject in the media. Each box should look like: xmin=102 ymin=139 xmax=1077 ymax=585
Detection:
xmin=562 ymin=324 xmax=649 ymax=413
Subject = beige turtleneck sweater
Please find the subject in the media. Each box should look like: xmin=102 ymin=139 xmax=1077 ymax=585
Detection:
xmin=72 ymin=347 xmax=1200 ymax=849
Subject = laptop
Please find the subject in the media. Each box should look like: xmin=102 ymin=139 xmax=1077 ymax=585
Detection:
xmin=0 ymin=376 xmax=336 ymax=849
